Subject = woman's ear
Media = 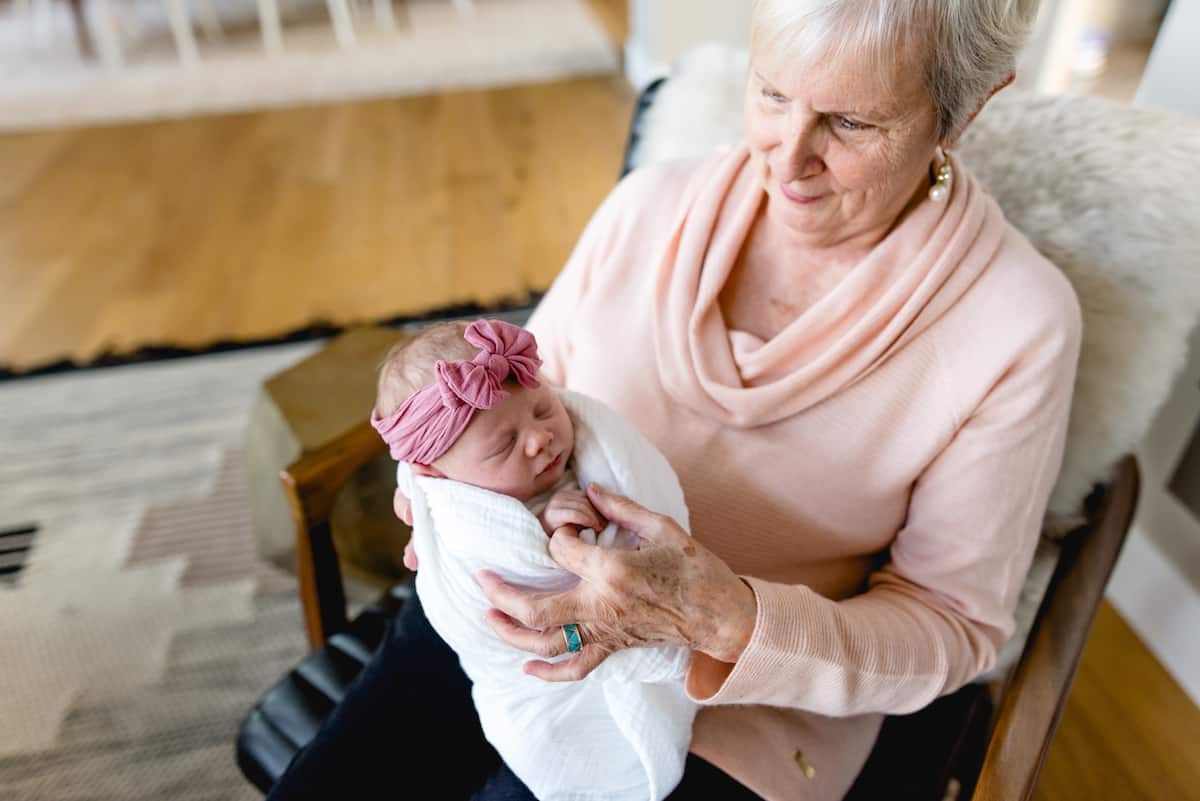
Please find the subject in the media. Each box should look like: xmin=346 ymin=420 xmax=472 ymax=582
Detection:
xmin=944 ymin=71 xmax=1015 ymax=148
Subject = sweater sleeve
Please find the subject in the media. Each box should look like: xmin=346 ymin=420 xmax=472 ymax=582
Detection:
xmin=687 ymin=283 xmax=1083 ymax=716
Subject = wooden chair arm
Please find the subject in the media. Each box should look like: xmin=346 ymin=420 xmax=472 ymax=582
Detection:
xmin=973 ymin=454 xmax=1140 ymax=801
xmin=279 ymin=420 xmax=389 ymax=649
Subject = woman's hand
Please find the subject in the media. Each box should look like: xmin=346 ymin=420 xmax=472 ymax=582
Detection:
xmin=476 ymin=483 xmax=758 ymax=682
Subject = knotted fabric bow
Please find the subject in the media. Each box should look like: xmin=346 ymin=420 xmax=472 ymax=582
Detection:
xmin=370 ymin=319 xmax=543 ymax=464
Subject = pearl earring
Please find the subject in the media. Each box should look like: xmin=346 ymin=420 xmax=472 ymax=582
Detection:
xmin=928 ymin=149 xmax=953 ymax=202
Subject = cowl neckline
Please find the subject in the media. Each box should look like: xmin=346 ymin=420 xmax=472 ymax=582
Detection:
xmin=652 ymin=145 xmax=1006 ymax=428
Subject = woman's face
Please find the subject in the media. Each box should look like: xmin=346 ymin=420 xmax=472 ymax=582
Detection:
xmin=744 ymin=43 xmax=941 ymax=247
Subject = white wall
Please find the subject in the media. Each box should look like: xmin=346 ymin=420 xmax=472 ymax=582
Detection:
xmin=1136 ymin=0 xmax=1200 ymax=112
xmin=625 ymin=0 xmax=750 ymax=88
xmin=1107 ymin=0 xmax=1200 ymax=705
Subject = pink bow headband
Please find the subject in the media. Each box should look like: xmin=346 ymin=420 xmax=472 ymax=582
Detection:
xmin=370 ymin=319 xmax=543 ymax=464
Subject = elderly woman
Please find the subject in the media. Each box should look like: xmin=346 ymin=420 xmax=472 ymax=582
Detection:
xmin=266 ymin=0 xmax=1080 ymax=799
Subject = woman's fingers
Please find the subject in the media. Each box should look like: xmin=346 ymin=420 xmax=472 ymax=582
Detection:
xmin=546 ymin=527 xmax=607 ymax=577
xmin=475 ymin=570 xmax=578 ymax=630
xmin=483 ymin=609 xmax=567 ymax=657
xmin=584 ymin=483 xmax=671 ymax=542
xmin=523 ymin=645 xmax=610 ymax=682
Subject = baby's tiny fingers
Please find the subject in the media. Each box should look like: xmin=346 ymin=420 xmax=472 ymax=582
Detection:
xmin=562 ymin=509 xmax=603 ymax=530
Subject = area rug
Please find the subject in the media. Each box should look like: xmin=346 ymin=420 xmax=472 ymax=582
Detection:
xmin=0 ymin=340 xmax=323 ymax=799
xmin=0 ymin=0 xmax=618 ymax=131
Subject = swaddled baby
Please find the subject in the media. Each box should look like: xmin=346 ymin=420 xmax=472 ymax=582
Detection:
xmin=375 ymin=318 xmax=626 ymax=548
xmin=371 ymin=318 xmax=697 ymax=801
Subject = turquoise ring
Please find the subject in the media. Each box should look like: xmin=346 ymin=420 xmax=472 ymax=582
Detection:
xmin=562 ymin=623 xmax=583 ymax=653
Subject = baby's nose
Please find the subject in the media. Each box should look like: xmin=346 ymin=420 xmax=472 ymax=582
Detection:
xmin=526 ymin=428 xmax=552 ymax=456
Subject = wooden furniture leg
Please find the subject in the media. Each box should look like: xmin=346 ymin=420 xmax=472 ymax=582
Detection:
xmin=163 ymin=0 xmax=199 ymax=64
xmin=66 ymin=0 xmax=95 ymax=58
xmin=374 ymin=0 xmax=396 ymax=32
xmin=192 ymin=0 xmax=224 ymax=43
xmin=88 ymin=0 xmax=124 ymax=69
xmin=256 ymin=0 xmax=283 ymax=54
xmin=326 ymin=0 xmax=355 ymax=48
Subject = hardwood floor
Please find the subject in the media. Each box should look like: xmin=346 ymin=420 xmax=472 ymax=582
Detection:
xmin=0 ymin=74 xmax=633 ymax=371
xmin=1037 ymin=602 xmax=1200 ymax=801
xmin=1 ymin=2 xmax=1197 ymax=798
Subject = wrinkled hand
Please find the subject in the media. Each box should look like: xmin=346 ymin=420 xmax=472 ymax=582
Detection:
xmin=539 ymin=487 xmax=607 ymax=535
xmin=477 ymin=483 xmax=757 ymax=682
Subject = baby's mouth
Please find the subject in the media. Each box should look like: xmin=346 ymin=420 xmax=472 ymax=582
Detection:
xmin=539 ymin=453 xmax=562 ymax=476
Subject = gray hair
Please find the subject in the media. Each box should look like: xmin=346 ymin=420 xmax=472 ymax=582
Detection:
xmin=750 ymin=0 xmax=1041 ymax=142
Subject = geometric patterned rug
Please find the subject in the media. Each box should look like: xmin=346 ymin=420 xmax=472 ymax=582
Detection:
xmin=0 ymin=342 xmax=323 ymax=799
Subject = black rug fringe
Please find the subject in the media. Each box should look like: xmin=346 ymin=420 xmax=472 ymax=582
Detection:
xmin=0 ymin=296 xmax=542 ymax=383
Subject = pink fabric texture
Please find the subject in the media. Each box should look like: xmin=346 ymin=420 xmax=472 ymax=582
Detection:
xmin=371 ymin=319 xmax=543 ymax=464
xmin=527 ymin=145 xmax=1082 ymax=801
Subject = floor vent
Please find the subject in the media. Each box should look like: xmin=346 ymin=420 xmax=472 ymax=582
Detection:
xmin=0 ymin=524 xmax=37 ymax=585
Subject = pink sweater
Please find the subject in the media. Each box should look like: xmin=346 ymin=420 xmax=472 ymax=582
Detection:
xmin=526 ymin=146 xmax=1082 ymax=801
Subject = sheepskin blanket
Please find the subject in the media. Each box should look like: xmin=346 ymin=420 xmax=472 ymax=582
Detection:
xmin=628 ymin=43 xmax=1200 ymax=672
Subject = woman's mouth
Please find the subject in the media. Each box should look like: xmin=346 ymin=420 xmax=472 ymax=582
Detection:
xmin=780 ymin=183 xmax=825 ymax=205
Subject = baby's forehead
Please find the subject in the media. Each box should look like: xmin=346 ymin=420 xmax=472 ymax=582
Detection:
xmin=470 ymin=381 xmax=554 ymax=422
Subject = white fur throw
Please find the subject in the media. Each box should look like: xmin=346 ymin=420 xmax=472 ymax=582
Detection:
xmin=629 ymin=44 xmax=1200 ymax=675
xmin=630 ymin=43 xmax=1200 ymax=534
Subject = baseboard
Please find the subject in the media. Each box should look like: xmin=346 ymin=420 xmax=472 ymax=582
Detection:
xmin=0 ymin=299 xmax=540 ymax=382
xmin=623 ymin=38 xmax=669 ymax=91
xmin=1106 ymin=523 xmax=1200 ymax=705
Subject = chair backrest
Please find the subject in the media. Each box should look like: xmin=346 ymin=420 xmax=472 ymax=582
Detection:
xmin=627 ymin=43 xmax=1200 ymax=533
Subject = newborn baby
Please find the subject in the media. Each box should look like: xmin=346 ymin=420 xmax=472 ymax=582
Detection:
xmin=370 ymin=318 xmax=696 ymax=801
xmin=374 ymin=318 xmax=614 ymax=545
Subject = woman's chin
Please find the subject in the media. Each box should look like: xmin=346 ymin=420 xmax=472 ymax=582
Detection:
xmin=767 ymin=193 xmax=835 ymax=234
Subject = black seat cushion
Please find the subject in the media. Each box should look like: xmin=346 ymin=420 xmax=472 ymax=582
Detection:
xmin=235 ymin=593 xmax=403 ymax=793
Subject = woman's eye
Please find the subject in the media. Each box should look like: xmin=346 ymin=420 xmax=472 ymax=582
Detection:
xmin=761 ymin=86 xmax=786 ymax=102
xmin=834 ymin=115 xmax=870 ymax=132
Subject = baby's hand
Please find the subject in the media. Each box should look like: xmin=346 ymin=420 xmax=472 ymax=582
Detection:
xmin=540 ymin=488 xmax=607 ymax=536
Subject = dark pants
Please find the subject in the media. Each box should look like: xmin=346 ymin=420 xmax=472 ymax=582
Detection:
xmin=266 ymin=594 xmax=763 ymax=800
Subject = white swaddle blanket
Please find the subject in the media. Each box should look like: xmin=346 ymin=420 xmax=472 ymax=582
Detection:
xmin=396 ymin=389 xmax=698 ymax=801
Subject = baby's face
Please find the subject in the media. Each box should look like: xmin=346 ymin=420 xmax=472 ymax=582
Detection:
xmin=432 ymin=380 xmax=573 ymax=501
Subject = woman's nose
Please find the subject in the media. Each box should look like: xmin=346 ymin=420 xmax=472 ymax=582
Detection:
xmin=779 ymin=113 xmax=823 ymax=176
